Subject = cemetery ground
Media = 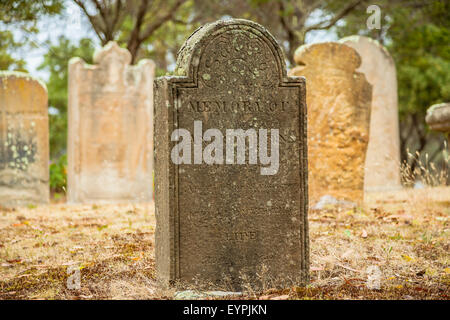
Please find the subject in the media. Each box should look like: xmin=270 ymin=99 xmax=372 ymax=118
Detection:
xmin=0 ymin=187 xmax=448 ymax=300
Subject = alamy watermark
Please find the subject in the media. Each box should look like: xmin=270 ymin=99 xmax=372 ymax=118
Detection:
xmin=66 ymin=3 xmax=82 ymax=31
xmin=366 ymin=4 xmax=381 ymax=30
xmin=171 ymin=121 xmax=279 ymax=175
xmin=67 ymin=265 xmax=81 ymax=290
xmin=366 ymin=265 xmax=382 ymax=290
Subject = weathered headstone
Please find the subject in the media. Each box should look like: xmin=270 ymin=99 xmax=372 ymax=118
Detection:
xmin=341 ymin=36 xmax=402 ymax=193
xmin=154 ymin=19 xmax=308 ymax=290
xmin=289 ymin=42 xmax=372 ymax=205
xmin=426 ymin=102 xmax=450 ymax=145
xmin=0 ymin=71 xmax=49 ymax=207
xmin=68 ymin=42 xmax=155 ymax=203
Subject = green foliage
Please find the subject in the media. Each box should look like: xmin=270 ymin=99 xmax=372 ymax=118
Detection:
xmin=0 ymin=30 xmax=26 ymax=71
xmin=117 ymin=0 xmax=199 ymax=76
xmin=389 ymin=5 xmax=450 ymax=118
xmin=0 ymin=1 xmax=62 ymax=75
xmin=49 ymin=154 xmax=67 ymax=193
xmin=38 ymin=37 xmax=95 ymax=158
xmin=0 ymin=0 xmax=63 ymax=24
xmin=334 ymin=0 xmax=450 ymax=171
xmin=335 ymin=0 xmax=450 ymax=118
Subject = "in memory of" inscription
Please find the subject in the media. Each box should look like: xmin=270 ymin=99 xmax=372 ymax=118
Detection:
xmin=185 ymin=100 xmax=290 ymax=113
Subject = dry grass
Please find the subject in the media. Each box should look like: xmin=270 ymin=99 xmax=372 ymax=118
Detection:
xmin=0 ymin=187 xmax=449 ymax=300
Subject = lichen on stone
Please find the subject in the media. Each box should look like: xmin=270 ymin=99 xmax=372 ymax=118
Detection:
xmin=0 ymin=70 xmax=47 ymax=93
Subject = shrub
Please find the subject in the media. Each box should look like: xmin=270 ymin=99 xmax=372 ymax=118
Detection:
xmin=49 ymin=154 xmax=67 ymax=193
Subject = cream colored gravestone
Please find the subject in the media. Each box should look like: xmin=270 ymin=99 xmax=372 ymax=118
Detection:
xmin=0 ymin=71 xmax=49 ymax=207
xmin=341 ymin=36 xmax=402 ymax=193
xmin=289 ymin=42 xmax=372 ymax=206
xmin=68 ymin=42 xmax=155 ymax=203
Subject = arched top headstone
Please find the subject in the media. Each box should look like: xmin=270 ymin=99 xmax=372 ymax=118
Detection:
xmin=0 ymin=71 xmax=47 ymax=99
xmin=154 ymin=19 xmax=308 ymax=290
xmin=294 ymin=42 xmax=362 ymax=72
xmin=340 ymin=35 xmax=395 ymax=67
xmin=340 ymin=35 xmax=402 ymax=193
xmin=0 ymin=71 xmax=49 ymax=207
xmin=173 ymin=19 xmax=296 ymax=89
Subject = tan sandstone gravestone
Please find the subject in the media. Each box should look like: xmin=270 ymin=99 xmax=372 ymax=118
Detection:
xmin=0 ymin=71 xmax=49 ymax=207
xmin=68 ymin=42 xmax=155 ymax=203
xmin=289 ymin=42 xmax=372 ymax=206
xmin=341 ymin=36 xmax=402 ymax=193
xmin=154 ymin=19 xmax=309 ymax=290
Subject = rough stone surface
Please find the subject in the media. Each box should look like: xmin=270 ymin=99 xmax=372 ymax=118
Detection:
xmin=0 ymin=71 xmax=49 ymax=207
xmin=68 ymin=42 xmax=155 ymax=203
xmin=426 ymin=102 xmax=450 ymax=144
xmin=154 ymin=19 xmax=308 ymax=290
xmin=341 ymin=36 xmax=401 ymax=193
xmin=290 ymin=42 xmax=372 ymax=205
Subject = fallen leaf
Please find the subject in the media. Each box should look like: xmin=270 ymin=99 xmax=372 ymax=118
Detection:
xmin=401 ymin=254 xmax=413 ymax=262
xmin=6 ymin=259 xmax=22 ymax=264
xmin=97 ymin=224 xmax=108 ymax=231
xmin=11 ymin=223 xmax=25 ymax=227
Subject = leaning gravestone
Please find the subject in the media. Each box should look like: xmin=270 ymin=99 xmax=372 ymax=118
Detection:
xmin=154 ymin=19 xmax=308 ymax=290
xmin=0 ymin=71 xmax=49 ymax=207
xmin=341 ymin=36 xmax=402 ymax=193
xmin=289 ymin=42 xmax=372 ymax=206
xmin=68 ymin=42 xmax=155 ymax=203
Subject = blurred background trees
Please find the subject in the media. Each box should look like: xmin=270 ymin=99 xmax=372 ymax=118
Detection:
xmin=1 ymin=0 xmax=448 ymax=187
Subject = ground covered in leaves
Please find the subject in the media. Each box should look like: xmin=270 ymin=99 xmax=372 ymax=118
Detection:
xmin=0 ymin=187 xmax=449 ymax=300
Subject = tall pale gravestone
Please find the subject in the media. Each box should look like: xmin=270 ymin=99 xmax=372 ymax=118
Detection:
xmin=341 ymin=36 xmax=401 ymax=193
xmin=68 ymin=42 xmax=155 ymax=203
xmin=289 ymin=42 xmax=372 ymax=205
xmin=154 ymin=19 xmax=309 ymax=290
xmin=0 ymin=71 xmax=49 ymax=207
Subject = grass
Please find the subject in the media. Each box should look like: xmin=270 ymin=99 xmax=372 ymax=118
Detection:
xmin=0 ymin=187 xmax=448 ymax=300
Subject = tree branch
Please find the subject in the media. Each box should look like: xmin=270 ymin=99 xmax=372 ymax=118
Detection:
xmin=305 ymin=0 xmax=365 ymax=32
xmin=73 ymin=0 xmax=106 ymax=43
xmin=126 ymin=0 xmax=149 ymax=52
xmin=138 ymin=0 xmax=186 ymax=42
xmin=278 ymin=1 xmax=297 ymax=44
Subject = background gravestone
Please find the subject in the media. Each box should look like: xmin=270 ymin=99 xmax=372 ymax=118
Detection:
xmin=154 ymin=19 xmax=308 ymax=290
xmin=68 ymin=42 xmax=155 ymax=203
xmin=341 ymin=36 xmax=402 ymax=193
xmin=0 ymin=71 xmax=49 ymax=207
xmin=289 ymin=42 xmax=372 ymax=206
xmin=426 ymin=102 xmax=450 ymax=145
